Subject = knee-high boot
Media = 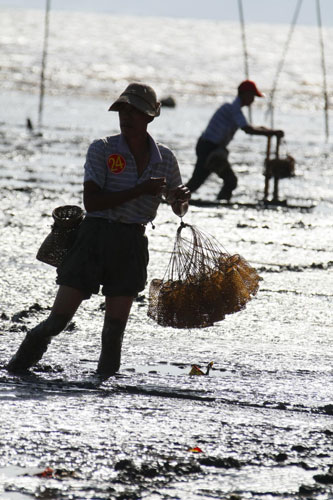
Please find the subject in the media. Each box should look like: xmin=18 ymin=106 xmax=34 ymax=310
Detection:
xmin=7 ymin=313 xmax=71 ymax=373
xmin=97 ymin=317 xmax=126 ymax=377
xmin=217 ymin=167 xmax=238 ymax=201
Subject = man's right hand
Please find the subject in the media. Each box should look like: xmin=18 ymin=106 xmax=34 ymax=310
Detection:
xmin=138 ymin=177 xmax=167 ymax=196
xmin=243 ymin=125 xmax=284 ymax=139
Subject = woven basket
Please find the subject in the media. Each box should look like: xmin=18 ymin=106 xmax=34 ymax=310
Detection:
xmin=265 ymin=155 xmax=295 ymax=179
xmin=36 ymin=205 xmax=84 ymax=267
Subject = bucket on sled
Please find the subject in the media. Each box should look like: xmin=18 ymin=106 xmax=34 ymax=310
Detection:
xmin=264 ymin=136 xmax=295 ymax=203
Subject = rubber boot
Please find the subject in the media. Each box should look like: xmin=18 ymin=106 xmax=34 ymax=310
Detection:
xmin=97 ymin=318 xmax=126 ymax=378
xmin=217 ymin=168 xmax=238 ymax=201
xmin=7 ymin=313 xmax=71 ymax=373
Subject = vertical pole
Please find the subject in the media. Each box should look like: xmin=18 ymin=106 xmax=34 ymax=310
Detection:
xmin=238 ymin=0 xmax=249 ymax=79
xmin=238 ymin=0 xmax=252 ymax=123
xmin=264 ymin=136 xmax=271 ymax=200
xmin=266 ymin=0 xmax=303 ymax=128
xmin=38 ymin=0 xmax=51 ymax=131
xmin=275 ymin=136 xmax=281 ymax=159
xmin=316 ymin=0 xmax=329 ymax=141
xmin=273 ymin=177 xmax=279 ymax=202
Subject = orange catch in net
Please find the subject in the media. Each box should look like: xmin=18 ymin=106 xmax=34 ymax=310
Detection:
xmin=148 ymin=223 xmax=261 ymax=329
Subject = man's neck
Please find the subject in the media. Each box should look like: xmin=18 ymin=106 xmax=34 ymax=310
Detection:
xmin=124 ymin=131 xmax=149 ymax=154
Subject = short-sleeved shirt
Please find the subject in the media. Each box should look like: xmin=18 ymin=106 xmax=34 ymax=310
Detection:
xmin=84 ymin=133 xmax=182 ymax=224
xmin=201 ymin=96 xmax=248 ymax=146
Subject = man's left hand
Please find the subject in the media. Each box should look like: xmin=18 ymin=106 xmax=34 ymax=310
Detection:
xmin=173 ymin=185 xmax=191 ymax=202
xmin=168 ymin=185 xmax=191 ymax=217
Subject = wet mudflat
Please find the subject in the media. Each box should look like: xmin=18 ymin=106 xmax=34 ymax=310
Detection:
xmin=1 ymin=6 xmax=333 ymax=496
xmin=0 ymin=90 xmax=332 ymax=500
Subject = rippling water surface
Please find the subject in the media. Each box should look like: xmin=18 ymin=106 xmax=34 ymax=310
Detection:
xmin=0 ymin=7 xmax=333 ymax=500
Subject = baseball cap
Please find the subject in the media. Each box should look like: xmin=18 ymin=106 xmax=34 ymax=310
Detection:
xmin=238 ymin=80 xmax=264 ymax=97
xmin=108 ymin=83 xmax=161 ymax=117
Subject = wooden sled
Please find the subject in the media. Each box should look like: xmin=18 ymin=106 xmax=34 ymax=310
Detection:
xmin=263 ymin=136 xmax=295 ymax=204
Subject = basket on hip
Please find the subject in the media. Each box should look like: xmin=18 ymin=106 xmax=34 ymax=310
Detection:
xmin=36 ymin=205 xmax=84 ymax=267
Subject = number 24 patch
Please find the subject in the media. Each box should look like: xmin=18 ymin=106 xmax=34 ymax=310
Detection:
xmin=107 ymin=154 xmax=126 ymax=174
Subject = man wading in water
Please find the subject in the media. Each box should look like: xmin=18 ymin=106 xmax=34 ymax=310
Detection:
xmin=186 ymin=80 xmax=284 ymax=201
xmin=7 ymin=82 xmax=190 ymax=378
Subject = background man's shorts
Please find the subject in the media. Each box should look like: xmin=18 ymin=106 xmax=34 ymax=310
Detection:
xmin=56 ymin=217 xmax=149 ymax=299
xmin=205 ymin=145 xmax=230 ymax=177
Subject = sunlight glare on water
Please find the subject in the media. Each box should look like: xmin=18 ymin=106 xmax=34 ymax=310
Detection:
xmin=0 ymin=5 xmax=332 ymax=500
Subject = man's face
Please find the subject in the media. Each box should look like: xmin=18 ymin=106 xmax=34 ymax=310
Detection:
xmin=240 ymin=91 xmax=256 ymax=107
xmin=118 ymin=103 xmax=152 ymax=136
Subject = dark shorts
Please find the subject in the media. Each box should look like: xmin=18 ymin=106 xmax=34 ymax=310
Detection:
xmin=186 ymin=137 xmax=234 ymax=194
xmin=56 ymin=217 xmax=149 ymax=299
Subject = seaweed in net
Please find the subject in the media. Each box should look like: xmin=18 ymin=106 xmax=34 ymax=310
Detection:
xmin=148 ymin=222 xmax=261 ymax=329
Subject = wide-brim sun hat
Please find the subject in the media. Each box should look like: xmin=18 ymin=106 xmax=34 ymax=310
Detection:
xmin=109 ymin=82 xmax=161 ymax=117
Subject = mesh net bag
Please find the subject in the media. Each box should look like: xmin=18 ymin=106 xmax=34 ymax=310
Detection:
xmin=148 ymin=222 xmax=261 ymax=329
xmin=36 ymin=205 xmax=84 ymax=267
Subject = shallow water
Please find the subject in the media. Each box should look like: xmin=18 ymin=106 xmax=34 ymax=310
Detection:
xmin=1 ymin=7 xmax=333 ymax=500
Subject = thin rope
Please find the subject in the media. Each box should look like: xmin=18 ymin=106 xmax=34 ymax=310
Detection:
xmin=265 ymin=0 xmax=303 ymax=128
xmin=238 ymin=0 xmax=252 ymax=124
xmin=38 ymin=0 xmax=51 ymax=130
xmin=316 ymin=0 xmax=329 ymax=141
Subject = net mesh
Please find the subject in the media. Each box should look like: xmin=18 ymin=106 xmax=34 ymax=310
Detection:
xmin=148 ymin=222 xmax=261 ymax=329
